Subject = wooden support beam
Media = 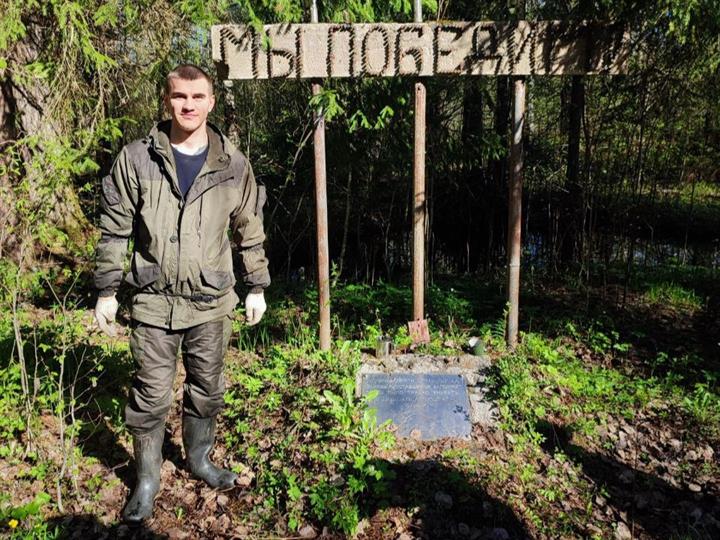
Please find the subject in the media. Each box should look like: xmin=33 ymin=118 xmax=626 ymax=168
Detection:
xmin=311 ymin=1 xmax=331 ymax=351
xmin=412 ymin=0 xmax=426 ymax=322
xmin=506 ymin=77 xmax=525 ymax=348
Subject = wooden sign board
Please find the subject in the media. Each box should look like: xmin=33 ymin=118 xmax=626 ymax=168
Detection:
xmin=212 ymin=21 xmax=629 ymax=80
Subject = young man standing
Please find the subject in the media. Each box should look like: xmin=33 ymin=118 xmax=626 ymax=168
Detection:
xmin=93 ymin=64 xmax=270 ymax=523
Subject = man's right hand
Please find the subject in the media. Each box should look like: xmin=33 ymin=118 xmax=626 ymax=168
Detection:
xmin=94 ymin=294 xmax=119 ymax=337
xmin=244 ymin=292 xmax=267 ymax=326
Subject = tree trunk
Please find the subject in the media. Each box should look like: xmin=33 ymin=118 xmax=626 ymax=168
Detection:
xmin=1 ymin=35 xmax=93 ymax=264
xmin=562 ymin=75 xmax=585 ymax=268
xmin=489 ymin=77 xmax=510 ymax=270
xmin=0 ymin=74 xmax=21 ymax=260
xmin=461 ymin=79 xmax=483 ymax=272
xmin=334 ymin=168 xmax=352 ymax=285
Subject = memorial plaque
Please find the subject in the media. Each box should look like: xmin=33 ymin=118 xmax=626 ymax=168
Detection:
xmin=361 ymin=373 xmax=471 ymax=440
xmin=212 ymin=21 xmax=630 ymax=80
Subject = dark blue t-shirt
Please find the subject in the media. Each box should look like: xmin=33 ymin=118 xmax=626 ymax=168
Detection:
xmin=172 ymin=145 xmax=209 ymax=198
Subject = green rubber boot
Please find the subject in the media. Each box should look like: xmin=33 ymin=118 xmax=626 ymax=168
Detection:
xmin=122 ymin=426 xmax=164 ymax=524
xmin=183 ymin=415 xmax=237 ymax=489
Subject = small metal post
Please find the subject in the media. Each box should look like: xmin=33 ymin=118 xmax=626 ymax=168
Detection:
xmin=311 ymin=0 xmax=331 ymax=351
xmin=506 ymin=76 xmax=525 ymax=348
xmin=412 ymin=0 xmax=426 ymax=321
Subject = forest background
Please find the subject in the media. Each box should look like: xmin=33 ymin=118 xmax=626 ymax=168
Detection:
xmin=0 ymin=1 xmax=719 ymax=539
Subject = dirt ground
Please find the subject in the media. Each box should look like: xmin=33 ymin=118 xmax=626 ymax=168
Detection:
xmin=3 ymin=351 xmax=717 ymax=540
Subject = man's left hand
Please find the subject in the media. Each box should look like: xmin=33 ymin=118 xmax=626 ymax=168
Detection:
xmin=245 ymin=292 xmax=266 ymax=326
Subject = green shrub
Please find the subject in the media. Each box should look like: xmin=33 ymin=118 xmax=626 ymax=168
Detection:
xmin=223 ymin=342 xmax=394 ymax=534
xmin=644 ymin=282 xmax=702 ymax=310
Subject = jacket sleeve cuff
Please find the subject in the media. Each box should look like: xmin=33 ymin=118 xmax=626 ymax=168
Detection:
xmin=98 ymin=288 xmax=117 ymax=298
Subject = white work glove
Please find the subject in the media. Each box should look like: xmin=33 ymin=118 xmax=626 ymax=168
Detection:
xmin=244 ymin=292 xmax=266 ymax=326
xmin=94 ymin=294 xmax=119 ymax=337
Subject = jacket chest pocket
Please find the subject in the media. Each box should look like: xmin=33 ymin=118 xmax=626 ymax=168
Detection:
xmin=138 ymin=174 xmax=171 ymax=210
xmin=200 ymin=229 xmax=232 ymax=268
xmin=201 ymin=178 xmax=238 ymax=215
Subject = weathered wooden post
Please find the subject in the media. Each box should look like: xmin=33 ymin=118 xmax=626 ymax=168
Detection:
xmin=506 ymin=77 xmax=525 ymax=348
xmin=506 ymin=0 xmax=526 ymax=349
xmin=412 ymin=0 xmax=427 ymax=324
xmin=310 ymin=0 xmax=332 ymax=351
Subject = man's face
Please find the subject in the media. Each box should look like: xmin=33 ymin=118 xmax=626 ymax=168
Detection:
xmin=164 ymin=77 xmax=215 ymax=134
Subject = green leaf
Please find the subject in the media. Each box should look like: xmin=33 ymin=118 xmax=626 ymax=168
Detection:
xmin=9 ymin=492 xmax=51 ymax=520
xmin=309 ymin=89 xmax=345 ymax=122
xmin=422 ymin=0 xmax=438 ymax=14
xmin=24 ymin=61 xmax=51 ymax=79
xmin=288 ymin=484 xmax=302 ymax=501
xmin=94 ymin=1 xmax=119 ymax=27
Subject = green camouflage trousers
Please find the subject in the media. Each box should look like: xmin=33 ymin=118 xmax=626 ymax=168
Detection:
xmin=125 ymin=316 xmax=232 ymax=434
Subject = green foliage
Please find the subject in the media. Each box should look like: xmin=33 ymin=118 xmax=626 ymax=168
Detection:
xmin=643 ymin=282 xmax=703 ymax=311
xmin=177 ymin=0 xmax=226 ymax=25
xmin=493 ymin=350 xmax=545 ymax=436
xmin=0 ymin=492 xmax=58 ymax=539
xmin=663 ymin=0 xmax=720 ymax=72
xmin=224 ymin=343 xmax=394 ymax=534
xmin=322 ymin=280 xmax=481 ymax=355
xmin=348 ymin=105 xmax=395 ymax=132
xmin=392 ymin=325 xmax=413 ymax=350
xmin=332 ymin=281 xmax=411 ymax=335
xmin=497 ymin=332 xmax=625 ymax=433
xmin=0 ymin=262 xmax=46 ymax=308
xmin=480 ymin=309 xmax=509 ymax=352
xmin=1 ymin=492 xmax=50 ymax=521
xmin=680 ymin=380 xmax=720 ymax=432
xmin=1 ymin=121 xmax=124 ymax=256
xmin=677 ymin=180 xmax=720 ymax=202
xmin=54 ymin=0 xmax=116 ymax=69
xmin=234 ymin=294 xmax=317 ymax=352
xmin=0 ymin=0 xmax=36 ymax=49
xmin=0 ymin=361 xmax=25 ymax=447
xmin=0 ymin=313 xmax=30 ymax=448
xmin=427 ymin=284 xmax=475 ymax=327
xmin=309 ymin=88 xmax=345 ymax=122
xmin=564 ymin=321 xmax=631 ymax=357
xmin=491 ymin=323 xmax=720 ymax=442
xmin=0 ymin=274 xmax=133 ymax=511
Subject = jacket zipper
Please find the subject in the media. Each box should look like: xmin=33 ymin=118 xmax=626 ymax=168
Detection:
xmin=154 ymin=146 xmax=231 ymax=304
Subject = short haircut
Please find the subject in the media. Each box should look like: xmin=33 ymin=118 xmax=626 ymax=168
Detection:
xmin=165 ymin=64 xmax=213 ymax=95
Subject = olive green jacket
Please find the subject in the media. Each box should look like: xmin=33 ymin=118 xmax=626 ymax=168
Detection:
xmin=94 ymin=121 xmax=270 ymax=329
